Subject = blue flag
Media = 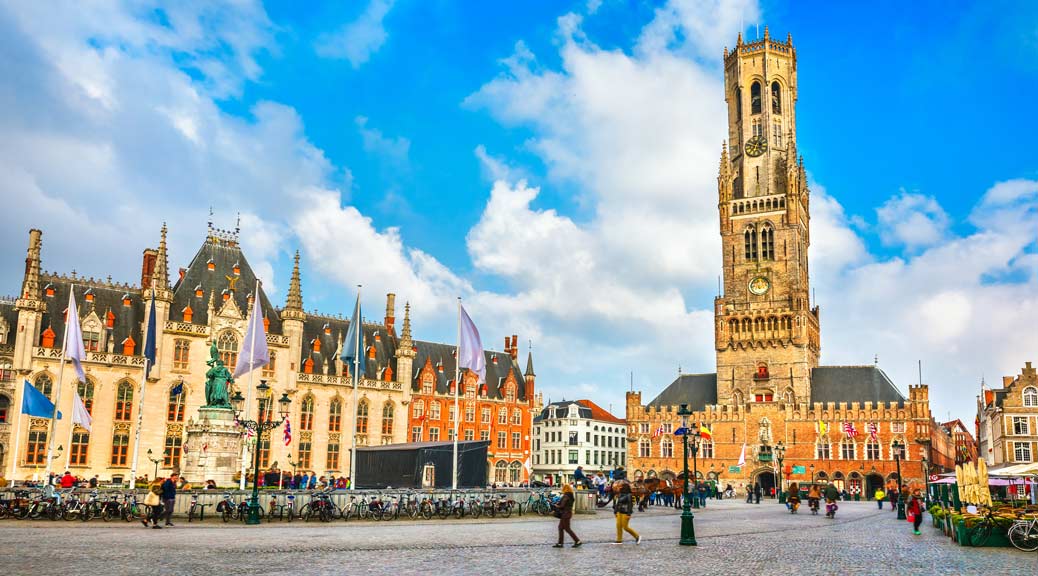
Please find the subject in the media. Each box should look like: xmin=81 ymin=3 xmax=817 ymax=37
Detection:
xmin=341 ymin=293 xmax=365 ymax=380
xmin=170 ymin=381 xmax=184 ymax=397
xmin=21 ymin=380 xmax=61 ymax=419
xmin=673 ymin=427 xmax=689 ymax=436
xmin=143 ymin=291 xmax=157 ymax=378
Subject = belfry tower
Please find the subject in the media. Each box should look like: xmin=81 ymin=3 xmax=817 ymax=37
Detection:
xmin=714 ymin=28 xmax=820 ymax=406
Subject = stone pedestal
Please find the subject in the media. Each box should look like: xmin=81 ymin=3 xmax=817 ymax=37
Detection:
xmin=182 ymin=407 xmax=242 ymax=488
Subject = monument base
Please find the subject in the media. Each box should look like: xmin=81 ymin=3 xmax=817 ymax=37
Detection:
xmin=182 ymin=407 xmax=242 ymax=488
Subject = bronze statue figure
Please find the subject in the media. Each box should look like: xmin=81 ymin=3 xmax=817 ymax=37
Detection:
xmin=205 ymin=341 xmax=233 ymax=408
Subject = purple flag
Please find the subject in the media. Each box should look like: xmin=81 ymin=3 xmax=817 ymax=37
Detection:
xmin=234 ymin=287 xmax=270 ymax=378
xmin=458 ymin=303 xmax=485 ymax=385
xmin=64 ymin=288 xmax=86 ymax=382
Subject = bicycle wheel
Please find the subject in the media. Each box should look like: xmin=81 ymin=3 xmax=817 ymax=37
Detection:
xmin=63 ymin=506 xmax=78 ymax=521
xmin=47 ymin=505 xmax=61 ymax=521
xmin=437 ymin=503 xmax=450 ymax=520
xmin=500 ymin=503 xmax=512 ymax=519
xmin=320 ymin=506 xmax=333 ymax=522
xmin=222 ymin=506 xmax=233 ymax=523
xmin=1009 ymin=525 xmax=1038 ymax=552
xmin=535 ymin=501 xmax=550 ymax=516
xmin=0 ymin=505 xmax=8 ymax=520
xmin=484 ymin=504 xmax=495 ymax=518
xmin=968 ymin=522 xmax=993 ymax=547
xmin=102 ymin=507 xmax=115 ymax=522
xmin=188 ymin=506 xmax=196 ymax=523
xmin=420 ymin=502 xmax=433 ymax=520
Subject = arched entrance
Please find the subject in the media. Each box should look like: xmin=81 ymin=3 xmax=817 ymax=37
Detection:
xmin=753 ymin=470 xmax=776 ymax=498
xmin=865 ymin=472 xmax=884 ymax=495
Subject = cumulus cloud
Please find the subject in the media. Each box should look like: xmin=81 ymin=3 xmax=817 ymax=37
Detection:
xmin=314 ymin=0 xmax=395 ymax=68
xmin=876 ymin=191 xmax=950 ymax=250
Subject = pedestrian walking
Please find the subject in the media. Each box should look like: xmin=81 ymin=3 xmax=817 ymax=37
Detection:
xmin=874 ymin=487 xmax=886 ymax=510
xmin=161 ymin=472 xmax=179 ymax=527
xmin=612 ymin=481 xmax=641 ymax=544
xmin=823 ymin=482 xmax=839 ymax=518
xmin=745 ymin=483 xmax=753 ymax=503
xmin=753 ymin=482 xmax=762 ymax=504
xmin=143 ymin=478 xmax=164 ymax=529
xmin=907 ymin=489 xmax=924 ymax=535
xmin=552 ymin=484 xmax=581 ymax=548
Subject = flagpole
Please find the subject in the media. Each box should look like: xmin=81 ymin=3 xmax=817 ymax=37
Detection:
xmin=9 ymin=388 xmax=24 ymax=483
xmin=350 ymin=286 xmax=361 ymax=491
xmin=240 ymin=280 xmax=261 ymax=490
xmin=64 ymin=391 xmax=78 ymax=469
xmin=129 ymin=293 xmax=152 ymax=491
xmin=44 ymin=286 xmax=74 ymax=483
xmin=453 ymin=298 xmax=461 ymax=490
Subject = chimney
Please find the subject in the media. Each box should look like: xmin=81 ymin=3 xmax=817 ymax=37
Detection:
xmin=510 ymin=335 xmax=518 ymax=360
xmin=385 ymin=293 xmax=396 ymax=331
xmin=141 ymin=248 xmax=157 ymax=289
xmin=504 ymin=337 xmax=511 ymax=356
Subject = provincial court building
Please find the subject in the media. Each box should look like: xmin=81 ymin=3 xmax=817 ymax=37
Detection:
xmin=0 ymin=224 xmax=537 ymax=485
xmin=626 ymin=29 xmax=933 ymax=496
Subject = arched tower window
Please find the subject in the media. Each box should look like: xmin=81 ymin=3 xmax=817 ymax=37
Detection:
xmin=733 ymin=176 xmax=743 ymax=200
xmin=744 ymin=224 xmax=758 ymax=260
xmin=329 ymin=398 xmax=342 ymax=432
xmin=382 ymin=401 xmax=394 ymax=435
xmin=735 ymin=86 xmax=742 ymax=121
xmin=760 ymin=224 xmax=775 ymax=260
xmin=300 ymin=395 xmax=314 ymax=431
xmin=356 ymin=399 xmax=369 ymax=434
xmin=751 ymin=81 xmax=762 ymax=115
xmin=35 ymin=375 xmax=53 ymax=401
xmin=771 ymin=82 xmax=781 ymax=114
xmin=217 ymin=332 xmax=238 ymax=369
xmin=114 ymin=381 xmax=133 ymax=421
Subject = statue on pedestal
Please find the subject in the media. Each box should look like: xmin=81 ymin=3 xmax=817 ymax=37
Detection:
xmin=205 ymin=342 xmax=234 ymax=408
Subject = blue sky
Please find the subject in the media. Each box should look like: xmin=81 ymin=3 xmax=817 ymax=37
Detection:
xmin=1 ymin=0 xmax=1036 ymax=424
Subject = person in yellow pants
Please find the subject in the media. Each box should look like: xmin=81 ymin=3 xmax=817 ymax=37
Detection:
xmin=612 ymin=481 xmax=641 ymax=544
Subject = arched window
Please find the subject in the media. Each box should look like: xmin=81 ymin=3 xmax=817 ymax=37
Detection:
xmin=771 ymin=81 xmax=781 ymax=114
xmin=509 ymin=461 xmax=522 ymax=484
xmin=167 ymin=384 xmax=184 ymax=422
xmin=429 ymin=401 xmax=441 ymax=420
xmin=300 ymin=395 xmax=314 ymax=431
xmin=0 ymin=395 xmax=8 ymax=424
xmin=494 ymin=460 xmax=508 ymax=483
xmin=751 ymin=81 xmax=762 ymax=115
xmin=498 ymin=407 xmax=507 ymax=424
xmin=413 ymin=400 xmax=425 ymax=419
xmin=217 ymin=332 xmax=238 ymax=369
xmin=77 ymin=378 xmax=95 ymax=415
xmin=840 ymin=439 xmax=856 ymax=460
xmin=329 ymin=398 xmax=342 ymax=432
xmin=733 ymin=176 xmax=743 ymax=199
xmin=512 ymin=408 xmax=522 ymax=425
xmin=114 ymin=381 xmax=133 ymax=421
xmin=660 ymin=437 xmax=674 ymax=459
xmin=744 ymin=224 xmax=758 ymax=260
xmin=1024 ymin=386 xmax=1038 ymax=407
xmin=760 ymin=224 xmax=775 ymax=260
xmin=735 ymin=86 xmax=742 ymax=121
xmin=382 ymin=401 xmax=395 ymax=435
xmin=356 ymin=400 xmax=369 ymax=434
xmin=35 ymin=374 xmax=53 ymax=401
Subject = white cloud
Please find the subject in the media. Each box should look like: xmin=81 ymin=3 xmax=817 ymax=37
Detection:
xmin=876 ymin=191 xmax=950 ymax=250
xmin=356 ymin=115 xmax=410 ymax=169
xmin=314 ymin=0 xmax=395 ymax=68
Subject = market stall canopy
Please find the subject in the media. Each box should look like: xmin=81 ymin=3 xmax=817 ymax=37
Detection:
xmin=989 ymin=463 xmax=1038 ymax=476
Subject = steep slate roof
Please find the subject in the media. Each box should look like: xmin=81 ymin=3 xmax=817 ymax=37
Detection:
xmin=535 ymin=400 xmax=593 ymax=422
xmin=411 ymin=340 xmax=527 ymax=401
xmin=0 ymin=299 xmax=18 ymax=346
xmin=170 ymin=237 xmax=283 ymax=334
xmin=37 ymin=275 xmax=145 ymax=352
xmin=299 ymin=315 xmax=398 ymax=380
xmin=810 ymin=366 xmax=905 ymax=406
xmin=647 ymin=373 xmax=718 ymax=411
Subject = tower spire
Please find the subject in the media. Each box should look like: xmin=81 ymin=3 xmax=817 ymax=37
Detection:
xmin=400 ymin=302 xmax=413 ymax=345
xmin=284 ymin=250 xmax=304 ymax=319
xmin=152 ymin=222 xmax=170 ymax=289
xmin=19 ymin=229 xmax=43 ymax=304
xmin=525 ymin=349 xmax=535 ymax=377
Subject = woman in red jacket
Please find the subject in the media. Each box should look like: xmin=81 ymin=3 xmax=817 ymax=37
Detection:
xmin=907 ymin=488 xmax=924 ymax=535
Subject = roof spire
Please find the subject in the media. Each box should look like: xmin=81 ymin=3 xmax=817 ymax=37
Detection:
xmin=525 ymin=349 xmax=535 ymax=378
xmin=283 ymin=250 xmax=305 ymax=321
xmin=152 ymin=222 xmax=170 ymax=290
xmin=401 ymin=302 xmax=412 ymax=344
xmin=19 ymin=229 xmax=44 ymax=306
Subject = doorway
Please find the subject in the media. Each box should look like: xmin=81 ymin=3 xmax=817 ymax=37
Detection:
xmin=865 ymin=472 xmax=884 ymax=495
xmin=755 ymin=470 xmax=776 ymax=497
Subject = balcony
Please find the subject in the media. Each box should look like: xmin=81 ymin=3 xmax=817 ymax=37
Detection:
xmin=757 ymin=453 xmax=773 ymax=462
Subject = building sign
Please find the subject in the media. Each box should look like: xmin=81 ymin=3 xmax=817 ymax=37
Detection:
xmin=728 ymin=466 xmax=741 ymax=473
xmin=792 ymin=465 xmax=806 ymax=474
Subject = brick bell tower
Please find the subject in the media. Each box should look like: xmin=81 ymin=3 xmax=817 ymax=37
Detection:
xmin=714 ymin=28 xmax=820 ymax=406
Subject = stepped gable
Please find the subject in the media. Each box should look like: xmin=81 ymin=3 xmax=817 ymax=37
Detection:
xmin=37 ymin=275 xmax=145 ymax=352
xmin=300 ymin=314 xmax=398 ymax=380
xmin=810 ymin=366 xmax=906 ymax=407
xmin=412 ymin=340 xmax=527 ymax=401
xmin=170 ymin=236 xmax=283 ymax=334
xmin=647 ymin=373 xmax=718 ymax=411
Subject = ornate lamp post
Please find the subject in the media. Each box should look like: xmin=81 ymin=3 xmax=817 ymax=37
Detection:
xmin=146 ymin=448 xmax=161 ymax=479
xmin=892 ymin=440 xmax=906 ymax=520
xmin=775 ymin=441 xmax=787 ymax=503
xmin=810 ymin=464 xmax=815 ymax=484
xmin=231 ymin=380 xmax=291 ymax=525
xmin=677 ymin=403 xmax=697 ymax=546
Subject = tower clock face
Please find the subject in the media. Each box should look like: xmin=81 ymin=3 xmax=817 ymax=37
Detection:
xmin=745 ymin=135 xmax=767 ymax=157
xmin=748 ymin=276 xmax=770 ymax=295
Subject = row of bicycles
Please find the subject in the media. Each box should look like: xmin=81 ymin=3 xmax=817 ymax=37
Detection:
xmin=213 ymin=489 xmax=562 ymax=523
xmin=0 ymin=489 xmax=144 ymax=522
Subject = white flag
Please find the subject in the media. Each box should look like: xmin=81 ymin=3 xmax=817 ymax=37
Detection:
xmin=458 ymin=303 xmax=485 ymax=385
xmin=72 ymin=390 xmax=92 ymax=432
xmin=233 ymin=282 xmax=270 ymax=378
xmin=64 ymin=289 xmax=86 ymax=382
xmin=524 ymin=456 xmax=533 ymax=473
xmin=737 ymin=443 xmax=746 ymax=467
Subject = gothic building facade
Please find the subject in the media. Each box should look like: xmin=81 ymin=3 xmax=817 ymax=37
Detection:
xmin=626 ymin=29 xmax=933 ymax=496
xmin=0 ymin=225 xmax=535 ymax=485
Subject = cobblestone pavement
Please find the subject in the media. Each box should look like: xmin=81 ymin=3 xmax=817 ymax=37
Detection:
xmin=3 ymin=500 xmax=1036 ymax=575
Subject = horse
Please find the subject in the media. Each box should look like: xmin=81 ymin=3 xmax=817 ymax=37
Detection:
xmin=598 ymin=478 xmax=684 ymax=511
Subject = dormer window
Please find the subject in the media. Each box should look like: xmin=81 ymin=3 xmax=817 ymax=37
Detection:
xmin=323 ymin=323 xmax=331 ymax=335
xmin=182 ymin=305 xmax=193 ymax=323
xmin=207 ymin=259 xmax=215 ymax=271
xmin=232 ymin=262 xmax=240 ymax=276
xmin=105 ymin=310 xmax=115 ymax=328
xmin=303 ymin=357 xmax=314 ymax=374
xmin=45 ymin=284 xmax=55 ymax=297
xmin=194 ymin=284 xmax=203 ymax=298
xmin=122 ymin=336 xmax=136 ymax=356
xmin=312 ymin=338 xmax=321 ymax=353
xmin=41 ymin=326 xmax=56 ymax=348
xmin=263 ymin=316 xmax=270 ymax=332
xmin=221 ymin=289 xmax=230 ymax=302
xmin=121 ymin=294 xmax=132 ymax=307
xmin=84 ymin=289 xmax=94 ymax=303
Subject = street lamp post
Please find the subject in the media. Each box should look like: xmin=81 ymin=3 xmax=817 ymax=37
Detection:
xmin=677 ymin=403 xmax=697 ymax=546
xmin=146 ymin=448 xmax=161 ymax=479
xmin=892 ymin=440 xmax=906 ymax=520
xmin=921 ymin=456 xmax=930 ymax=507
xmin=775 ymin=441 xmax=787 ymax=503
xmin=232 ymin=380 xmax=291 ymax=526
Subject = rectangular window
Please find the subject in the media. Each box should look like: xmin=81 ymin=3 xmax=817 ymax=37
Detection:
xmin=639 ymin=423 xmax=649 ymax=434
xmin=110 ymin=433 xmax=128 ymax=466
xmin=816 ymin=443 xmax=831 ymax=460
xmin=702 ymin=441 xmax=714 ymax=459
xmin=449 ymin=405 xmax=456 ymax=422
xmin=164 ymin=435 xmax=183 ymax=469
xmin=841 ymin=442 xmax=854 ymax=460
xmin=1013 ymin=417 xmax=1029 ymax=436
xmin=464 ymin=429 xmax=474 ymax=441
xmin=1015 ymin=442 xmax=1032 ymax=462
xmin=262 ymin=350 xmax=276 ymax=379
xmin=585 ymin=450 xmax=590 ymax=464
xmin=465 ymin=404 xmax=475 ymax=422
xmin=327 ymin=444 xmax=340 ymax=470
xmin=891 ymin=422 xmax=906 ymax=434
xmin=430 ymin=427 xmax=440 ymax=442
xmin=772 ymin=123 xmax=783 ymax=148
xmin=498 ymin=409 xmax=507 ymax=425
xmin=172 ymin=339 xmax=190 ymax=370
xmin=167 ymin=394 xmax=185 ymax=422
xmin=586 ymin=431 xmax=591 ymax=442
xmin=411 ymin=426 xmax=422 ymax=442
xmin=480 ymin=430 xmax=490 ymax=442
xmin=497 ymin=431 xmax=506 ymax=449
xmin=866 ymin=442 xmax=881 ymax=460
xmin=83 ymin=331 xmax=101 ymax=352
xmin=593 ymin=451 xmax=599 ymax=465
xmin=482 ymin=408 xmax=491 ymax=424
xmin=568 ymin=450 xmax=578 ymax=465
xmin=512 ymin=432 xmax=521 ymax=450
xmin=27 ymin=430 xmax=48 ymax=464
xmin=569 ymin=431 xmax=578 ymax=446
xmin=752 ymin=120 xmax=763 ymax=138
xmin=662 ymin=423 xmax=673 ymax=434
xmin=448 ymin=428 xmax=455 ymax=441
xmin=298 ymin=442 xmax=312 ymax=469
xmin=70 ymin=431 xmax=89 ymax=466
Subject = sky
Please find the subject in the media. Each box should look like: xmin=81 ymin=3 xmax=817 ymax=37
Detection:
xmin=1 ymin=0 xmax=1036 ymax=425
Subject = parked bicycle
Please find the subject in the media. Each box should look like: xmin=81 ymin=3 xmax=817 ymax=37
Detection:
xmin=1008 ymin=516 xmax=1038 ymax=552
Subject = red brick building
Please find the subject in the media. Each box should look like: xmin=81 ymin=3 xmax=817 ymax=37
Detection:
xmin=941 ymin=419 xmax=978 ymax=465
